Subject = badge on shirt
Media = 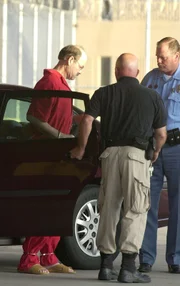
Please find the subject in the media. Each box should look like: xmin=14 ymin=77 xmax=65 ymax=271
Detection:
xmin=176 ymin=85 xmax=180 ymax=93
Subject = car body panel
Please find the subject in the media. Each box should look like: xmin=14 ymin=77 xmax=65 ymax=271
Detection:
xmin=0 ymin=86 xmax=99 ymax=237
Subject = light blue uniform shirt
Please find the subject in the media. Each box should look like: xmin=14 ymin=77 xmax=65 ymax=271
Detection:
xmin=141 ymin=65 xmax=180 ymax=131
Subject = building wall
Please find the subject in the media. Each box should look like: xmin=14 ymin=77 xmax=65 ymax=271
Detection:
xmin=0 ymin=0 xmax=180 ymax=97
xmin=76 ymin=0 xmax=180 ymax=96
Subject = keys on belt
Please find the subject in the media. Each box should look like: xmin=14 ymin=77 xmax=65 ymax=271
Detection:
xmin=149 ymin=163 xmax=154 ymax=177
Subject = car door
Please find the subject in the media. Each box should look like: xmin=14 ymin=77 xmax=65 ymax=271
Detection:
xmin=0 ymin=89 xmax=99 ymax=237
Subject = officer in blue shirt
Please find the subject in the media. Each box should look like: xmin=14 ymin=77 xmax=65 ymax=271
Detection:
xmin=139 ymin=37 xmax=180 ymax=274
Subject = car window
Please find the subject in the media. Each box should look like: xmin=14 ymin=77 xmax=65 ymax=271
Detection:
xmin=4 ymin=99 xmax=30 ymax=122
xmin=0 ymin=97 xmax=85 ymax=141
xmin=73 ymin=98 xmax=85 ymax=112
xmin=0 ymin=98 xmax=31 ymax=141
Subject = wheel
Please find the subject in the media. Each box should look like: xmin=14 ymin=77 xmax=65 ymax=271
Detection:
xmin=55 ymin=185 xmax=101 ymax=270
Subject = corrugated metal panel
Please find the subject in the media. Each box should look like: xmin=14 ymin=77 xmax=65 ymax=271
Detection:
xmin=22 ymin=4 xmax=34 ymax=87
xmin=7 ymin=2 xmax=19 ymax=84
xmin=0 ymin=0 xmax=75 ymax=86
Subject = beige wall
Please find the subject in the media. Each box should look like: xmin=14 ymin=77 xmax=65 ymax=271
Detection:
xmin=76 ymin=17 xmax=180 ymax=96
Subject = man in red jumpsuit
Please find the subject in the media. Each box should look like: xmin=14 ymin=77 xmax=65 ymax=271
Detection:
xmin=18 ymin=45 xmax=87 ymax=275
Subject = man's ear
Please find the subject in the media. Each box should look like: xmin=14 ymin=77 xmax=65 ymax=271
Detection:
xmin=115 ymin=67 xmax=119 ymax=80
xmin=175 ymin=52 xmax=180 ymax=61
xmin=67 ymin=56 xmax=74 ymax=66
xmin=136 ymin=69 xmax=140 ymax=77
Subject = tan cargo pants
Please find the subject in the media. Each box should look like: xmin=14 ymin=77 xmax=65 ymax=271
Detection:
xmin=96 ymin=146 xmax=151 ymax=254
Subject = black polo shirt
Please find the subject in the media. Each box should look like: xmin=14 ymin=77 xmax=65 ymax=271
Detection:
xmin=85 ymin=77 xmax=166 ymax=142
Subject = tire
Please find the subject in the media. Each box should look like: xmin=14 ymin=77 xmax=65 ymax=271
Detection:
xmin=55 ymin=185 xmax=101 ymax=270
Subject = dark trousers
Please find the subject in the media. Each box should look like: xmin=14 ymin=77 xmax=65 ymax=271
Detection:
xmin=139 ymin=144 xmax=180 ymax=265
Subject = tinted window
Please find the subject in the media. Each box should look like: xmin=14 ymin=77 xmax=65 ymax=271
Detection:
xmin=4 ymin=99 xmax=30 ymax=122
xmin=0 ymin=97 xmax=84 ymax=141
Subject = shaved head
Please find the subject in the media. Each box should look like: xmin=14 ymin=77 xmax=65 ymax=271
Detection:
xmin=115 ymin=53 xmax=139 ymax=80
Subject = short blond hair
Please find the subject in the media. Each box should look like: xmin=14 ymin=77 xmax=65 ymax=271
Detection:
xmin=58 ymin=45 xmax=85 ymax=61
xmin=157 ymin=37 xmax=180 ymax=54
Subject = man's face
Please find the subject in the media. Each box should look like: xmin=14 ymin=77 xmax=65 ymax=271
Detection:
xmin=156 ymin=43 xmax=179 ymax=75
xmin=67 ymin=51 xmax=87 ymax=80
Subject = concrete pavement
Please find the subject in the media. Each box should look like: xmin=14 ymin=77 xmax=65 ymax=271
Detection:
xmin=0 ymin=227 xmax=179 ymax=285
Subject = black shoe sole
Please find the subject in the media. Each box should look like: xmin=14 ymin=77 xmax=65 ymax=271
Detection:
xmin=118 ymin=270 xmax=151 ymax=283
xmin=138 ymin=268 xmax=152 ymax=273
xmin=98 ymin=268 xmax=118 ymax=281
xmin=118 ymin=277 xmax=151 ymax=283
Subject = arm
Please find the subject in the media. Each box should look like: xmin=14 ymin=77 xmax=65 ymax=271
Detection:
xmin=70 ymin=114 xmax=95 ymax=160
xmin=27 ymin=114 xmax=59 ymax=138
xmin=70 ymin=89 xmax=101 ymax=159
xmin=151 ymin=92 xmax=167 ymax=162
xmin=152 ymin=126 xmax=167 ymax=162
xmin=78 ymin=114 xmax=94 ymax=149
xmin=27 ymin=115 xmax=73 ymax=139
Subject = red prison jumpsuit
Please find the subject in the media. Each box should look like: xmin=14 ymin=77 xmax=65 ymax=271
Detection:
xmin=18 ymin=69 xmax=72 ymax=271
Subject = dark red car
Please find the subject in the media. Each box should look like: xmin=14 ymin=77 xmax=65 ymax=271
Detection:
xmin=0 ymin=84 xmax=169 ymax=269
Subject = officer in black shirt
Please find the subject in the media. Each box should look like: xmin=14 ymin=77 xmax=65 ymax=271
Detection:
xmin=70 ymin=53 xmax=167 ymax=283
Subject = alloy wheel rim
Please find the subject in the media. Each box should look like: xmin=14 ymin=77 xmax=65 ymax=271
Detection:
xmin=74 ymin=199 xmax=100 ymax=257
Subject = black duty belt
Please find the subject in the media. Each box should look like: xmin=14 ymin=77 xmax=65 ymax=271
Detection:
xmin=106 ymin=137 xmax=148 ymax=151
xmin=166 ymin=128 xmax=180 ymax=146
xmin=106 ymin=139 xmax=134 ymax=147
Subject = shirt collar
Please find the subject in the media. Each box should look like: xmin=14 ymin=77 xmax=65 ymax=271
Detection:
xmin=44 ymin=69 xmax=70 ymax=89
xmin=157 ymin=64 xmax=180 ymax=80
xmin=117 ymin=76 xmax=139 ymax=84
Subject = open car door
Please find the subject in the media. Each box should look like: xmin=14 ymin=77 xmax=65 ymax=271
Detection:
xmin=0 ymin=89 xmax=99 ymax=237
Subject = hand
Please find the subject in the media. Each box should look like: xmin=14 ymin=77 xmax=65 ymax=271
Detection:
xmin=151 ymin=151 xmax=159 ymax=163
xmin=70 ymin=147 xmax=85 ymax=160
xmin=59 ymin=132 xmax=75 ymax=138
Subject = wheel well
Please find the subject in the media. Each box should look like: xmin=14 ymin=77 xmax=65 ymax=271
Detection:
xmin=82 ymin=181 xmax=100 ymax=194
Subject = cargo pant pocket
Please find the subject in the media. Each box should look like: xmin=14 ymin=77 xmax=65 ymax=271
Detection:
xmin=98 ymin=179 xmax=105 ymax=213
xmin=98 ymin=148 xmax=113 ymax=212
xmin=99 ymin=147 xmax=112 ymax=160
xmin=131 ymin=178 xmax=150 ymax=214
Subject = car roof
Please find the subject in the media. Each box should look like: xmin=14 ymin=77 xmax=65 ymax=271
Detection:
xmin=0 ymin=84 xmax=32 ymax=91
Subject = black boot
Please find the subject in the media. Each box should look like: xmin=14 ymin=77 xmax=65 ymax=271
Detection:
xmin=98 ymin=252 xmax=118 ymax=281
xmin=118 ymin=253 xmax=151 ymax=283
